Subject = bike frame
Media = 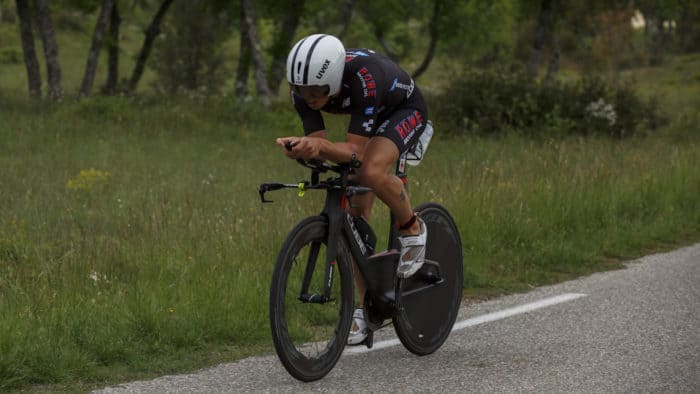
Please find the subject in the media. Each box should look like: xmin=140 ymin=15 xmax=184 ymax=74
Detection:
xmin=259 ymin=153 xmax=410 ymax=306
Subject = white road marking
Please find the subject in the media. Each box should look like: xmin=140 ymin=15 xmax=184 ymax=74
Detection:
xmin=345 ymin=293 xmax=588 ymax=354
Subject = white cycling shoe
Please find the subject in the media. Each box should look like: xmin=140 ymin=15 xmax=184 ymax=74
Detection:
xmin=396 ymin=216 xmax=427 ymax=278
xmin=347 ymin=308 xmax=368 ymax=345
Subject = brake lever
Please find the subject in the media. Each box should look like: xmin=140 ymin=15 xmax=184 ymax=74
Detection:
xmin=284 ymin=141 xmax=299 ymax=151
xmin=283 ymin=141 xmax=307 ymax=167
xmin=258 ymin=182 xmax=286 ymax=203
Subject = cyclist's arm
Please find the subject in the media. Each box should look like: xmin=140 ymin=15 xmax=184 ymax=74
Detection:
xmin=310 ymin=133 xmax=367 ymax=163
xmin=307 ymin=130 xmax=327 ymax=139
xmin=277 ymin=133 xmax=366 ymax=163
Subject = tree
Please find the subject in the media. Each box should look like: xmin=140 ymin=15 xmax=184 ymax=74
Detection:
xmin=127 ymin=0 xmax=174 ymax=94
xmin=79 ymin=0 xmax=114 ymax=97
xmin=15 ymin=0 xmax=41 ymax=98
xmin=527 ymin=0 xmax=560 ymax=82
xmin=151 ymin=1 xmax=234 ymax=95
xmin=637 ymin=0 xmax=700 ymax=54
xmin=234 ymin=0 xmax=356 ymax=102
xmin=412 ymin=0 xmax=442 ymax=79
xmin=336 ymin=0 xmax=355 ymax=40
xmin=235 ymin=3 xmax=251 ymax=99
xmin=35 ymin=0 xmax=62 ymax=99
xmin=103 ymin=0 xmax=120 ymax=94
xmin=241 ymin=0 xmax=271 ymax=105
xmin=675 ymin=0 xmax=700 ymax=52
xmin=356 ymin=0 xmax=403 ymax=61
xmin=265 ymin=0 xmax=306 ymax=94
xmin=353 ymin=0 xmax=498 ymax=78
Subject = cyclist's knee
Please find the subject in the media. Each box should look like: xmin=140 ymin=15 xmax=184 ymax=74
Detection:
xmin=357 ymin=162 xmax=383 ymax=188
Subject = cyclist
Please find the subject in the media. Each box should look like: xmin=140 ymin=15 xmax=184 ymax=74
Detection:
xmin=276 ymin=34 xmax=429 ymax=345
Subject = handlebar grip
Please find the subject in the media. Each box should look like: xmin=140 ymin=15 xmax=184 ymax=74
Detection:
xmin=284 ymin=141 xmax=307 ymax=167
xmin=284 ymin=141 xmax=299 ymax=151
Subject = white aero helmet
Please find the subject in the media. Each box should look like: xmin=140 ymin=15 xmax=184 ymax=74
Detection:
xmin=286 ymin=34 xmax=346 ymax=97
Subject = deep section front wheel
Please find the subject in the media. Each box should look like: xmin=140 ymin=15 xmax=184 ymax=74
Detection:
xmin=269 ymin=216 xmax=354 ymax=382
xmin=393 ymin=203 xmax=464 ymax=355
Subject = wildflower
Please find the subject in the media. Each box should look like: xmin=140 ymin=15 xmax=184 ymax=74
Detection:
xmin=585 ymin=98 xmax=617 ymax=127
xmin=89 ymin=271 xmax=109 ymax=284
xmin=67 ymin=168 xmax=111 ymax=191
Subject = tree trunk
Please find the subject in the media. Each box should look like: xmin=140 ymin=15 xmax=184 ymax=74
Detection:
xmin=412 ymin=0 xmax=442 ymax=79
xmin=545 ymin=31 xmax=560 ymax=83
xmin=235 ymin=6 xmax=251 ymax=99
xmin=678 ymin=2 xmax=700 ymax=52
xmin=527 ymin=0 xmax=553 ymax=80
xmin=336 ymin=0 xmax=355 ymax=40
xmin=15 ymin=0 xmax=41 ymax=98
xmin=241 ymin=0 xmax=271 ymax=106
xmin=34 ymin=0 xmax=62 ymax=100
xmin=544 ymin=0 xmax=560 ymax=82
xmin=375 ymin=27 xmax=398 ymax=61
xmin=266 ymin=0 xmax=305 ymax=93
xmin=104 ymin=0 xmax=121 ymax=94
xmin=127 ymin=0 xmax=174 ymax=94
xmin=79 ymin=0 xmax=114 ymax=97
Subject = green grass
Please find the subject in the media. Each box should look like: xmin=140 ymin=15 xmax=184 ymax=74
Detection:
xmin=1 ymin=93 xmax=699 ymax=391
xmin=620 ymin=53 xmax=700 ymax=116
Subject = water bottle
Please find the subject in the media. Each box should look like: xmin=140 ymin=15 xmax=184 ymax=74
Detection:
xmin=406 ymin=120 xmax=433 ymax=166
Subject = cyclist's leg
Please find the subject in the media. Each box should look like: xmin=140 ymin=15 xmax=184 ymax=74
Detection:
xmin=345 ymin=134 xmax=373 ymax=308
xmin=345 ymin=135 xmax=374 ymax=344
xmin=361 ymin=109 xmax=428 ymax=277
xmin=348 ymin=192 xmax=374 ymax=302
xmin=358 ymin=109 xmax=427 ymax=236
xmin=358 ymin=138 xmax=414 ymax=228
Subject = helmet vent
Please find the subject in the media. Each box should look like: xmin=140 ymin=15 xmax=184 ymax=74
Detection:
xmin=302 ymin=34 xmax=327 ymax=84
xmin=288 ymin=36 xmax=308 ymax=84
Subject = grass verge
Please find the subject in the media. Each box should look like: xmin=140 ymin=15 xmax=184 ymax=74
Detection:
xmin=0 ymin=93 xmax=699 ymax=390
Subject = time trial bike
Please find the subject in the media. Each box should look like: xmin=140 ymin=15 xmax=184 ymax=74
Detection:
xmin=259 ymin=138 xmax=463 ymax=382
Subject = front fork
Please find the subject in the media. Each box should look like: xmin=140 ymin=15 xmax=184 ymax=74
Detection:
xmin=298 ymin=190 xmax=345 ymax=304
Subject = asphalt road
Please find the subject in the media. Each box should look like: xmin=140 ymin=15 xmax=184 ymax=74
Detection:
xmin=95 ymin=243 xmax=699 ymax=393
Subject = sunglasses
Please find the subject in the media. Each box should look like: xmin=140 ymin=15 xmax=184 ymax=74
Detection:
xmin=291 ymin=84 xmax=330 ymax=101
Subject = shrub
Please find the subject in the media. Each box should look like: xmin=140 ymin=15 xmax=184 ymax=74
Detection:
xmin=432 ymin=68 xmax=665 ymax=138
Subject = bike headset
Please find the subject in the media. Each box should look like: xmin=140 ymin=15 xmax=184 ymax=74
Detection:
xmin=286 ymin=34 xmax=346 ymax=101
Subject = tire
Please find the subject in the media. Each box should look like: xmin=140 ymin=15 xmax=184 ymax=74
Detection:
xmin=393 ymin=203 xmax=464 ymax=355
xmin=269 ymin=216 xmax=354 ymax=381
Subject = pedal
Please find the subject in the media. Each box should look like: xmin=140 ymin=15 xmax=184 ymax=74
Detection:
xmin=417 ymin=259 xmax=443 ymax=284
xmin=363 ymin=330 xmax=374 ymax=349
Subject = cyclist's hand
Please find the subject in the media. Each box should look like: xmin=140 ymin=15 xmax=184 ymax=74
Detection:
xmin=276 ymin=137 xmax=320 ymax=160
xmin=276 ymin=137 xmax=298 ymax=159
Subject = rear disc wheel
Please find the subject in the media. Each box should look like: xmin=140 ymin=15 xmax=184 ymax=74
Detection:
xmin=393 ymin=203 xmax=463 ymax=355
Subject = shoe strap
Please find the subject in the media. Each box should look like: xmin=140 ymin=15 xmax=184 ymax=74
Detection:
xmin=399 ymin=234 xmax=425 ymax=247
xmin=396 ymin=212 xmax=417 ymax=230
